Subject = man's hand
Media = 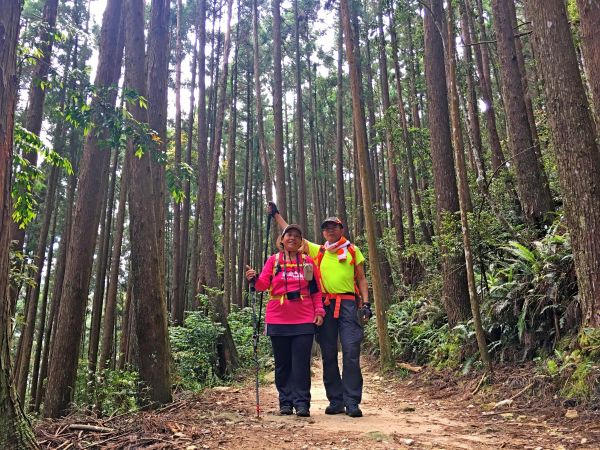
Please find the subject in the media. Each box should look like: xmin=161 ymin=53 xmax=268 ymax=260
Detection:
xmin=361 ymin=302 xmax=373 ymax=323
xmin=267 ymin=201 xmax=279 ymax=217
xmin=314 ymin=315 xmax=324 ymax=326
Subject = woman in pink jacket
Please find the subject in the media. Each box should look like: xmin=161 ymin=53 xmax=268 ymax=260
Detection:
xmin=246 ymin=224 xmax=324 ymax=417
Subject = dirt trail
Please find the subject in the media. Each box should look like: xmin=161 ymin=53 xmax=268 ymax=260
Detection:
xmin=36 ymin=358 xmax=600 ymax=449
xmin=189 ymin=359 xmax=598 ymax=450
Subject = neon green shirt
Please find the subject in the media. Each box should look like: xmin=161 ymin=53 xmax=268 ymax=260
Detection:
xmin=307 ymin=240 xmax=365 ymax=294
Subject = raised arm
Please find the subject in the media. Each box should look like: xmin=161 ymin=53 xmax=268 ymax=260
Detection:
xmin=267 ymin=201 xmax=288 ymax=231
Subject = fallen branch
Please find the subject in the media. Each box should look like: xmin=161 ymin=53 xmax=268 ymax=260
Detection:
xmin=481 ymin=408 xmax=528 ymax=416
xmin=55 ymin=423 xmax=70 ymax=436
xmin=399 ymin=362 xmax=422 ymax=373
xmin=83 ymin=432 xmax=129 ymax=449
xmin=471 ymin=372 xmax=488 ymax=396
xmin=509 ymin=382 xmax=534 ymax=401
xmin=156 ymin=399 xmax=187 ymax=413
xmin=68 ymin=424 xmax=114 ymax=433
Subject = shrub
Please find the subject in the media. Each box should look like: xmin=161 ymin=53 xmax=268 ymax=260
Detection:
xmin=169 ymin=312 xmax=224 ymax=390
xmin=227 ymin=306 xmax=273 ymax=372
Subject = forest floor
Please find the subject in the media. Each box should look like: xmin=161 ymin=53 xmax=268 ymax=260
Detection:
xmin=35 ymin=357 xmax=600 ymax=450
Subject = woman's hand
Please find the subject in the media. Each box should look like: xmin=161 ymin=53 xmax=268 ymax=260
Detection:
xmin=314 ymin=315 xmax=324 ymax=326
xmin=245 ymin=265 xmax=257 ymax=281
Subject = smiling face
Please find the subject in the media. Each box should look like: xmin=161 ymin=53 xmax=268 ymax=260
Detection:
xmin=322 ymin=224 xmax=344 ymax=243
xmin=282 ymin=229 xmax=303 ymax=252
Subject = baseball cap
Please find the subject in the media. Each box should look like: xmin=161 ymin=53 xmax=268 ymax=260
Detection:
xmin=320 ymin=217 xmax=344 ymax=229
xmin=281 ymin=223 xmax=304 ymax=238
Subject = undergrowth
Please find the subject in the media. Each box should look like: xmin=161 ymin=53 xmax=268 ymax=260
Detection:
xmin=364 ymin=215 xmax=598 ymax=403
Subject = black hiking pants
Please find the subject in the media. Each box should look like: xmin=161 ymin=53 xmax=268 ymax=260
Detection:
xmin=270 ymin=333 xmax=314 ymax=409
xmin=315 ymin=297 xmax=364 ymax=408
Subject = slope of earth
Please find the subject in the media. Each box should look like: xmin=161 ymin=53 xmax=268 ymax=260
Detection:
xmin=35 ymin=358 xmax=599 ymax=449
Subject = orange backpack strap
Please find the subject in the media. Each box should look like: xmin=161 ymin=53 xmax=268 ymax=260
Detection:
xmin=348 ymin=244 xmax=356 ymax=266
xmin=316 ymin=245 xmax=326 ymax=268
xmin=348 ymin=245 xmax=362 ymax=306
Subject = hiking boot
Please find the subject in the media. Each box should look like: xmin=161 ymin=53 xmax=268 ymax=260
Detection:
xmin=279 ymin=405 xmax=293 ymax=415
xmin=325 ymin=403 xmax=345 ymax=415
xmin=345 ymin=404 xmax=363 ymax=418
xmin=295 ymin=406 xmax=310 ymax=417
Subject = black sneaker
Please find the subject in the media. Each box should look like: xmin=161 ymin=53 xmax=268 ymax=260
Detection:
xmin=280 ymin=405 xmax=293 ymax=415
xmin=295 ymin=406 xmax=310 ymax=417
xmin=345 ymin=404 xmax=363 ymax=418
xmin=325 ymin=403 xmax=345 ymax=414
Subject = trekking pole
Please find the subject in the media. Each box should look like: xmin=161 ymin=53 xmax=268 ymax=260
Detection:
xmin=256 ymin=215 xmax=272 ymax=335
xmin=249 ymin=279 xmax=261 ymax=418
xmin=250 ymin=214 xmax=272 ymax=418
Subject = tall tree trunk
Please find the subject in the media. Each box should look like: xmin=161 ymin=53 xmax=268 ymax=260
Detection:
xmin=172 ymin=0 xmax=184 ymax=325
xmin=526 ymin=0 xmax=600 ymax=327
xmin=181 ymin=31 xmax=198 ymax=314
xmin=507 ymin=0 xmax=540 ymax=153
xmin=15 ymin=165 xmax=59 ymax=403
xmin=125 ymin=0 xmax=172 ymax=407
xmin=339 ymin=0 xmax=392 ymax=368
xmin=223 ymin=13 xmax=239 ymax=311
xmin=404 ymin=10 xmax=433 ymax=243
xmin=236 ymin=72 xmax=253 ymax=307
xmin=335 ymin=22 xmax=349 ymax=235
xmin=146 ymin=0 xmax=169 ymax=307
xmin=29 ymin=207 xmax=58 ymax=411
xmin=252 ymin=0 xmax=273 ymax=203
xmin=459 ymin=0 xmax=486 ymax=182
xmin=377 ymin=2 xmax=405 ymax=252
xmin=8 ymin=0 xmax=60 ymax=313
xmin=44 ymin=0 xmax=124 ymax=418
xmin=197 ymin=0 xmax=239 ymax=375
xmin=445 ymin=0 xmax=473 ymax=212
xmin=448 ymin=0 xmax=492 ymax=370
xmin=284 ymin=83 xmax=297 ymax=224
xmin=363 ymin=38 xmax=379 ymax=209
xmin=209 ymin=0 xmax=234 ymax=211
xmin=0 ymin=1 xmax=38 ymax=445
xmin=207 ymin=0 xmax=223 ymax=161
xmin=491 ymin=0 xmax=553 ymax=225
xmin=576 ymin=0 xmax=600 ymax=120
xmin=99 ymin=158 xmax=128 ymax=371
xmin=88 ymin=146 xmax=118 ymax=384
xmin=307 ymin=53 xmax=323 ymax=240
xmin=293 ymin=0 xmax=308 ymax=234
xmin=424 ymin=0 xmax=471 ymax=326
xmin=406 ymin=12 xmax=422 ymax=129
xmin=466 ymin=0 xmax=506 ymax=171
xmin=388 ymin=4 xmax=416 ymax=245
xmin=117 ymin=276 xmax=133 ymax=371
xmin=35 ymin=144 xmax=77 ymax=412
xmin=272 ymin=0 xmax=287 ymax=216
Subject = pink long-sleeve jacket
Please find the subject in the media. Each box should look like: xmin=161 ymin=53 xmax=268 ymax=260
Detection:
xmin=254 ymin=252 xmax=325 ymax=325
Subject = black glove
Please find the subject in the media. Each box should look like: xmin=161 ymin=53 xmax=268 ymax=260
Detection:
xmin=361 ymin=302 xmax=373 ymax=320
xmin=267 ymin=201 xmax=279 ymax=217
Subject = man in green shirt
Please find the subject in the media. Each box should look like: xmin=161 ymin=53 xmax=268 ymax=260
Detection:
xmin=268 ymin=202 xmax=372 ymax=417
